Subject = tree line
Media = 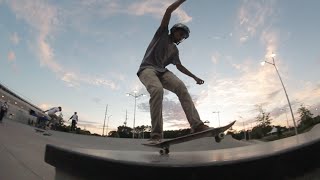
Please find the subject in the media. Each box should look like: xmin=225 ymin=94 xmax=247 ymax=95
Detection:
xmin=48 ymin=103 xmax=319 ymax=140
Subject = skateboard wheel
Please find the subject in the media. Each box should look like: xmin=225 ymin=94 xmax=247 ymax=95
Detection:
xmin=159 ymin=148 xmax=170 ymax=155
xmin=215 ymin=136 xmax=221 ymax=143
xmin=159 ymin=149 xmax=165 ymax=155
xmin=218 ymin=132 xmax=225 ymax=139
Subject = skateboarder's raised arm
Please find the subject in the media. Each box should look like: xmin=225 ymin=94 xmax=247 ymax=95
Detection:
xmin=160 ymin=0 xmax=187 ymax=28
xmin=176 ymin=64 xmax=204 ymax=85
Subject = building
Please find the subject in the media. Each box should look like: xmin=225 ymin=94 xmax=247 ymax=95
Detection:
xmin=0 ymin=83 xmax=45 ymax=124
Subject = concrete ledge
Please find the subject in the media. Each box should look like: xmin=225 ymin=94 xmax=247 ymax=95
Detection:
xmin=45 ymin=128 xmax=320 ymax=180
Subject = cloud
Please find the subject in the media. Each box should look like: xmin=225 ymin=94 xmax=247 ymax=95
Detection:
xmin=61 ymin=72 xmax=79 ymax=87
xmin=267 ymin=89 xmax=281 ymax=99
xmin=211 ymin=52 xmax=221 ymax=64
xmin=128 ymin=0 xmax=192 ymax=23
xmin=92 ymin=97 xmax=102 ymax=104
xmin=10 ymin=32 xmax=20 ymax=45
xmin=237 ymin=0 xmax=275 ymax=43
xmin=240 ymin=35 xmax=249 ymax=43
xmin=8 ymin=0 xmax=61 ymax=71
xmin=7 ymin=51 xmax=16 ymax=61
xmin=61 ymin=71 xmax=119 ymax=90
xmin=260 ymin=30 xmax=279 ymax=58
xmin=7 ymin=0 xmax=118 ymax=90
xmin=196 ymin=59 xmax=288 ymax=123
xmin=292 ymin=81 xmax=320 ymax=106
xmin=65 ymin=0 xmax=192 ymax=28
xmin=88 ymin=76 xmax=118 ymax=90
xmin=196 ymin=55 xmax=320 ymax=129
xmin=5 ymin=0 xmax=191 ymax=90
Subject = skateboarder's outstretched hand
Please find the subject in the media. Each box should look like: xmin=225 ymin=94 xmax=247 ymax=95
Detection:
xmin=195 ymin=77 xmax=204 ymax=85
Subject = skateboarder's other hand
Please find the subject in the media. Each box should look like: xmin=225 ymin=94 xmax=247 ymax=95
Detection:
xmin=195 ymin=77 xmax=204 ymax=85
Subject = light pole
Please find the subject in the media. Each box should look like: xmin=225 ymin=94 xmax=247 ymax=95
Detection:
xmin=239 ymin=116 xmax=247 ymax=140
xmin=106 ymin=115 xmax=112 ymax=136
xmin=261 ymin=54 xmax=298 ymax=135
xmin=126 ymin=91 xmax=145 ymax=139
xmin=212 ymin=111 xmax=220 ymax=127
xmin=281 ymin=108 xmax=290 ymax=132
xmin=102 ymin=104 xmax=108 ymax=136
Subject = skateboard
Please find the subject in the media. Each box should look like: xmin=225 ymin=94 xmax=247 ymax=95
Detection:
xmin=35 ymin=128 xmax=45 ymax=133
xmin=35 ymin=128 xmax=52 ymax=136
xmin=142 ymin=120 xmax=236 ymax=155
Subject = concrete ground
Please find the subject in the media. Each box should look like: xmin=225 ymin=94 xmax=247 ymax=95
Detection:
xmin=2 ymin=118 xmax=320 ymax=180
xmin=0 ymin=119 xmax=255 ymax=180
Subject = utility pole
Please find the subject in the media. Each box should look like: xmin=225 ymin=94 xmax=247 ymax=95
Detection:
xmin=126 ymin=91 xmax=145 ymax=139
xmin=213 ymin=111 xmax=220 ymax=127
xmin=102 ymin=104 xmax=108 ymax=136
xmin=124 ymin=110 xmax=128 ymax=127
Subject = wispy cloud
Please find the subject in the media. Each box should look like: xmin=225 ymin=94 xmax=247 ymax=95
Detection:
xmin=10 ymin=32 xmax=20 ymax=45
xmin=7 ymin=0 xmax=118 ymax=90
xmin=7 ymin=51 xmax=16 ymax=61
xmin=237 ymin=0 xmax=276 ymax=44
xmin=240 ymin=35 xmax=249 ymax=43
xmin=196 ymin=59 xmax=287 ymax=123
xmin=8 ymin=0 xmax=62 ymax=72
xmin=7 ymin=0 xmax=189 ymax=91
xmin=260 ymin=30 xmax=279 ymax=58
xmin=64 ymin=0 xmax=192 ymax=29
xmin=128 ymin=0 xmax=192 ymax=23
xmin=61 ymin=71 xmax=119 ymax=90
xmin=211 ymin=52 xmax=221 ymax=64
xmin=292 ymin=81 xmax=320 ymax=105
xmin=7 ymin=50 xmax=18 ymax=73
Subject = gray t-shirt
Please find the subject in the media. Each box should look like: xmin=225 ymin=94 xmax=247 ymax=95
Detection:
xmin=137 ymin=26 xmax=181 ymax=76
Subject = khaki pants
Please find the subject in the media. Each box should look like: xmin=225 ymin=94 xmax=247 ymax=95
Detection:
xmin=139 ymin=68 xmax=203 ymax=138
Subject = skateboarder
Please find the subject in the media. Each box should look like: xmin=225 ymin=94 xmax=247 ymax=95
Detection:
xmin=137 ymin=0 xmax=209 ymax=144
xmin=36 ymin=114 xmax=49 ymax=129
xmin=44 ymin=106 xmax=62 ymax=130
xmin=0 ymin=102 xmax=8 ymax=123
xmin=69 ymin=112 xmax=78 ymax=132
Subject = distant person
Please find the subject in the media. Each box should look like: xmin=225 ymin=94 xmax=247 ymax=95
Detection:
xmin=69 ymin=112 xmax=78 ymax=132
xmin=44 ymin=106 xmax=62 ymax=130
xmin=36 ymin=114 xmax=49 ymax=129
xmin=137 ymin=0 xmax=209 ymax=144
xmin=0 ymin=102 xmax=9 ymax=123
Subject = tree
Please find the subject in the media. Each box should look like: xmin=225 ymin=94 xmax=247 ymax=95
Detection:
xmin=250 ymin=105 xmax=273 ymax=139
xmin=297 ymin=104 xmax=314 ymax=127
xmin=255 ymin=105 xmax=272 ymax=127
xmin=108 ymin=131 xmax=119 ymax=137
xmin=117 ymin=125 xmax=133 ymax=138
xmin=135 ymin=125 xmax=151 ymax=139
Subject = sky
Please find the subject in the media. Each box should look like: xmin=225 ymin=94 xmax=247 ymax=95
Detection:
xmin=0 ymin=0 xmax=319 ymax=135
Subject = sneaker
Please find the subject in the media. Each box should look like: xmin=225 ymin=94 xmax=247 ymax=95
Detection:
xmin=191 ymin=124 xmax=210 ymax=134
xmin=147 ymin=135 xmax=162 ymax=145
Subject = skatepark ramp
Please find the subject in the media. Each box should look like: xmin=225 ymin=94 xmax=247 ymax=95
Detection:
xmin=45 ymin=126 xmax=320 ymax=180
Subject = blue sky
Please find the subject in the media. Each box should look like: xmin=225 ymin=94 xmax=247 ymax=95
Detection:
xmin=0 ymin=0 xmax=319 ymax=135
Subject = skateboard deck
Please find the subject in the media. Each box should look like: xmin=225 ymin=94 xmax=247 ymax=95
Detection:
xmin=35 ymin=128 xmax=45 ymax=133
xmin=143 ymin=120 xmax=236 ymax=155
xmin=35 ymin=128 xmax=52 ymax=136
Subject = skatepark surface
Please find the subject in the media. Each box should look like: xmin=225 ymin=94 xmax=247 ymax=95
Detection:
xmin=0 ymin=119 xmax=253 ymax=180
xmin=1 ymin=119 xmax=320 ymax=179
